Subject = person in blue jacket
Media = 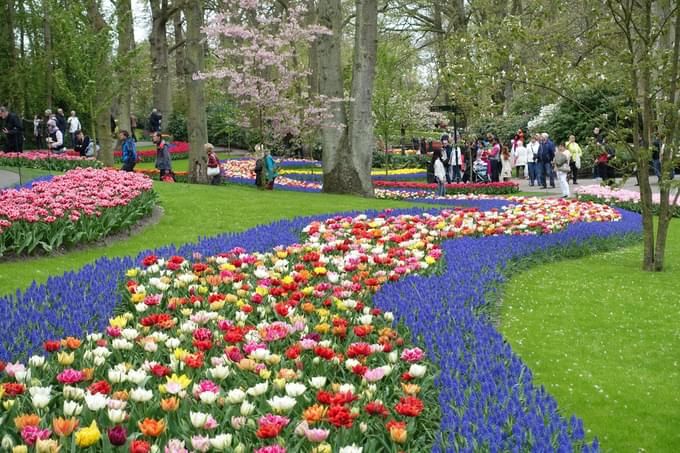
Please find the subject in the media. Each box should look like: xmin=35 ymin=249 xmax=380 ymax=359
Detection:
xmin=119 ymin=130 xmax=137 ymax=172
xmin=264 ymin=147 xmax=278 ymax=190
xmin=537 ymin=132 xmax=555 ymax=188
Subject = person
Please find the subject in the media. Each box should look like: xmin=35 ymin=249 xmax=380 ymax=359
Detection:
xmin=441 ymin=139 xmax=451 ymax=182
xmin=512 ymin=139 xmax=527 ymax=179
xmin=0 ymin=106 xmax=24 ymax=153
xmin=206 ymin=143 xmax=221 ymax=185
xmin=652 ymin=134 xmax=662 ymax=180
xmin=33 ymin=115 xmax=43 ymax=150
xmin=537 ymin=133 xmax=555 ymax=188
xmin=45 ymin=121 xmax=64 ymax=153
xmin=73 ymin=130 xmax=91 ymax=157
xmin=130 ymin=114 xmax=138 ymax=141
xmin=566 ymin=135 xmax=582 ymax=184
xmin=448 ymin=141 xmax=462 ymax=183
xmin=526 ymin=134 xmax=540 ymax=186
xmin=489 ymin=137 xmax=501 ymax=182
xmin=500 ymin=145 xmax=513 ymax=181
xmin=254 ymin=148 xmax=264 ymax=189
xmin=263 ymin=147 xmax=278 ymax=190
xmin=55 ymin=108 xmax=67 ymax=137
xmin=152 ymin=131 xmax=172 ymax=179
xmin=66 ymin=111 xmax=81 ymax=148
xmin=433 ymin=148 xmax=447 ymax=196
xmin=554 ymin=144 xmax=571 ymax=197
xmin=119 ymin=130 xmax=136 ymax=172
xmin=149 ymin=109 xmax=162 ymax=133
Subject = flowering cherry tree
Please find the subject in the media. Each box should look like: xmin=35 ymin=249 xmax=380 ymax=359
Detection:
xmin=198 ymin=0 xmax=333 ymax=149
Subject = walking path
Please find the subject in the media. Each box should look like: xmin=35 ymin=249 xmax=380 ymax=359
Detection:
xmin=0 ymin=170 xmax=20 ymax=189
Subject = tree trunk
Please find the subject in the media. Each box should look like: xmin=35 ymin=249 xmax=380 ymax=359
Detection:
xmin=0 ymin=0 xmax=18 ymax=111
xmin=173 ymin=9 xmax=185 ymax=82
xmin=183 ymin=0 xmax=208 ymax=184
xmin=43 ymin=0 xmax=53 ymax=109
xmin=319 ymin=0 xmax=377 ymax=197
xmin=150 ymin=0 xmax=173 ymax=120
xmin=653 ymin=2 xmax=680 ymax=271
xmin=116 ymin=0 xmax=135 ymax=133
xmin=346 ymin=0 xmax=377 ymax=196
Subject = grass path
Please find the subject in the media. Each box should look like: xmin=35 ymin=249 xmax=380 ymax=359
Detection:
xmin=0 ymin=182 xmax=415 ymax=296
xmin=500 ymin=222 xmax=680 ymax=452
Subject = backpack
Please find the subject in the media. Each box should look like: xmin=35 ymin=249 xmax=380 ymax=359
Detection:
xmin=254 ymin=158 xmax=263 ymax=173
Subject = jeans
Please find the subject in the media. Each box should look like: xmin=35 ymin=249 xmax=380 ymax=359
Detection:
xmin=538 ymin=162 xmax=554 ymax=187
xmin=449 ymin=165 xmax=461 ymax=183
xmin=436 ymin=178 xmax=446 ymax=196
xmin=652 ymin=159 xmax=661 ymax=179
xmin=527 ymin=162 xmax=537 ymax=185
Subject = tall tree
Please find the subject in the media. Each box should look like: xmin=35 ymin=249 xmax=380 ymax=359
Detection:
xmin=114 ymin=0 xmax=136 ymax=133
xmin=149 ymin=0 xmax=177 ymax=119
xmin=183 ymin=0 xmax=208 ymax=183
xmin=605 ymin=0 xmax=680 ymax=271
xmin=318 ymin=0 xmax=378 ymax=196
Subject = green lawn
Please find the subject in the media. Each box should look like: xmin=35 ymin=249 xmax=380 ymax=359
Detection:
xmin=500 ymin=223 xmax=680 ymax=452
xmin=0 ymin=182 xmax=416 ymax=297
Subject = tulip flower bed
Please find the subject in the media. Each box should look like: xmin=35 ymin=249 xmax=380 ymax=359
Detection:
xmin=0 ymin=152 xmax=102 ymax=172
xmin=0 ymin=196 xmax=638 ymax=452
xmin=575 ymin=184 xmax=680 ymax=218
xmin=0 ymin=168 xmax=156 ymax=256
xmin=374 ymin=180 xmax=519 ymax=195
xmin=113 ymin=142 xmax=190 ymax=163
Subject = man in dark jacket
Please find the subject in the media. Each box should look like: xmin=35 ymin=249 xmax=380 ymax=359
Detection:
xmin=55 ymin=108 xmax=67 ymax=136
xmin=0 ymin=106 xmax=24 ymax=153
xmin=537 ymin=132 xmax=555 ymax=188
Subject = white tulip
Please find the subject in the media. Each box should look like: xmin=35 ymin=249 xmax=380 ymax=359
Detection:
xmin=339 ymin=445 xmax=363 ymax=453
xmin=107 ymin=408 xmax=127 ymax=423
xmin=84 ymin=392 xmax=108 ymax=411
xmin=210 ymin=434 xmax=233 ymax=451
xmin=267 ymin=395 xmax=296 ymax=412
xmin=309 ymin=377 xmax=327 ymax=389
xmin=209 ymin=365 xmax=230 ymax=380
xmin=127 ymin=369 xmax=147 ymax=385
xmin=240 ymin=400 xmax=255 ymax=416
xmin=409 ymin=363 xmax=427 ymax=378
xmin=285 ymin=382 xmax=307 ymax=397
xmin=190 ymin=411 xmax=208 ymax=428
xmin=107 ymin=369 xmax=127 ymax=384
xmin=247 ymin=382 xmax=268 ymax=397
xmin=63 ymin=400 xmax=83 ymax=416
xmin=28 ymin=355 xmax=45 ymax=368
xmin=129 ymin=387 xmax=153 ymax=402
xmin=63 ymin=386 xmax=85 ymax=400
xmin=225 ymin=388 xmax=246 ymax=404
xmin=199 ymin=391 xmax=218 ymax=405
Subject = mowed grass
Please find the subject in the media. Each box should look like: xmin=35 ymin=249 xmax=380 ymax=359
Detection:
xmin=0 ymin=182 xmax=417 ymax=296
xmin=500 ymin=222 xmax=680 ymax=452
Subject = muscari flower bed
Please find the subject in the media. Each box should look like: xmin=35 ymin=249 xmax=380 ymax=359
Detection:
xmin=0 ymin=168 xmax=157 ymax=256
xmin=0 ymin=152 xmax=102 ymax=172
xmin=0 ymin=197 xmax=640 ymax=452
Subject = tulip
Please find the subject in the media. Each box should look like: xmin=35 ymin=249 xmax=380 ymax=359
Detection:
xmin=74 ymin=421 xmax=101 ymax=448
xmin=107 ymin=425 xmax=128 ymax=446
xmin=52 ymin=417 xmax=79 ymax=437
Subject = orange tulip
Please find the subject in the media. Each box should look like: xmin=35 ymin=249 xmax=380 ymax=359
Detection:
xmin=303 ymin=404 xmax=327 ymax=424
xmin=81 ymin=368 xmax=94 ymax=381
xmin=138 ymin=418 xmax=165 ymax=437
xmin=52 ymin=417 xmax=79 ymax=436
xmin=14 ymin=414 xmax=40 ymax=429
xmin=390 ymin=426 xmax=407 ymax=444
xmin=62 ymin=337 xmax=81 ymax=350
xmin=160 ymin=397 xmax=179 ymax=412
xmin=111 ymin=390 xmax=129 ymax=401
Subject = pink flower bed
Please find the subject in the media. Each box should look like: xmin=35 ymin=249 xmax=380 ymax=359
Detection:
xmin=574 ymin=184 xmax=680 ymax=206
xmin=0 ymin=168 xmax=156 ymax=255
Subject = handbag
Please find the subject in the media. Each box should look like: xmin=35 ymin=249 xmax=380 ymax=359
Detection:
xmin=207 ymin=166 xmax=220 ymax=176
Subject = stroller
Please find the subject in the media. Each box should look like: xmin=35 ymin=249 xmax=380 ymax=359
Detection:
xmin=473 ymin=159 xmax=491 ymax=183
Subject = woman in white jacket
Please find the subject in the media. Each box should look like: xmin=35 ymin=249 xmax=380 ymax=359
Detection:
xmin=433 ymin=149 xmax=447 ymax=196
xmin=512 ymin=140 xmax=528 ymax=179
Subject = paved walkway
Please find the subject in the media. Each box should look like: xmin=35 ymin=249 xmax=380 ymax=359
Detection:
xmin=0 ymin=170 xmax=20 ymax=189
xmin=513 ymin=173 xmax=663 ymax=197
